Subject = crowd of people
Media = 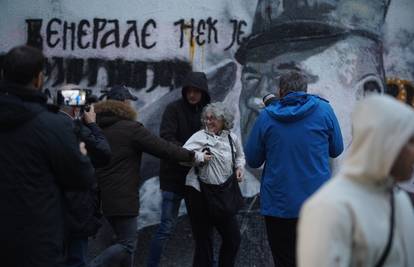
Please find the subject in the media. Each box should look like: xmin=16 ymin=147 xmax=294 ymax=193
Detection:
xmin=1 ymin=44 xmax=413 ymax=267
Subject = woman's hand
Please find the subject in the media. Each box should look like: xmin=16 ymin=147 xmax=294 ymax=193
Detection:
xmin=79 ymin=142 xmax=87 ymax=156
xmin=203 ymin=151 xmax=213 ymax=162
xmin=193 ymin=151 xmax=212 ymax=165
xmin=236 ymin=167 xmax=243 ymax=182
xmin=83 ymin=104 xmax=96 ymax=124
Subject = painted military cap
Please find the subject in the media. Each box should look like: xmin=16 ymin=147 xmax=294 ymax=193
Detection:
xmin=235 ymin=0 xmax=391 ymax=64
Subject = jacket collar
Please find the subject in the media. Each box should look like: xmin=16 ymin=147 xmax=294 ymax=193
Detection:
xmin=0 ymin=81 xmax=48 ymax=104
xmin=94 ymin=100 xmax=137 ymax=127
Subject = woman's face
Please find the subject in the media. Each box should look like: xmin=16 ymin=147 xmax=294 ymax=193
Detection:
xmin=205 ymin=111 xmax=224 ymax=134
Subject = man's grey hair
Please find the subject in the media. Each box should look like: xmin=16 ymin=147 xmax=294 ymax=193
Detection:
xmin=279 ymin=71 xmax=308 ymax=97
xmin=201 ymin=102 xmax=234 ymax=130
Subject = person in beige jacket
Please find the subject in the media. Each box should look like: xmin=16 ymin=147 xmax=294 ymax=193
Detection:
xmin=298 ymin=95 xmax=414 ymax=267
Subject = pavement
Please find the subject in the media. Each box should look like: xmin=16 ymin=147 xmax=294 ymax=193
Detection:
xmin=88 ymin=198 xmax=274 ymax=267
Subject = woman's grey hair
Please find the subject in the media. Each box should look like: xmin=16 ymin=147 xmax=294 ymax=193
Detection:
xmin=201 ymin=102 xmax=234 ymax=130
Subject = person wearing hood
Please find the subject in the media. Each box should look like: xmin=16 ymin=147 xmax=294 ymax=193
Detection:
xmin=244 ymin=71 xmax=344 ymax=267
xmin=147 ymin=71 xmax=210 ymax=267
xmin=90 ymin=85 xmax=206 ymax=267
xmin=298 ymin=95 xmax=414 ymax=267
xmin=0 ymin=45 xmax=94 ymax=266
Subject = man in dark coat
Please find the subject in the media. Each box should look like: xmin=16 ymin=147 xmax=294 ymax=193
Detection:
xmin=147 ymin=71 xmax=210 ymax=267
xmin=90 ymin=85 xmax=199 ymax=267
xmin=57 ymin=84 xmax=112 ymax=267
xmin=0 ymin=45 xmax=94 ymax=267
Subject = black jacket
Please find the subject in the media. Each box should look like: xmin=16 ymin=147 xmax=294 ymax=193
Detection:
xmin=60 ymin=114 xmax=111 ymax=238
xmin=159 ymin=73 xmax=211 ymax=194
xmin=0 ymin=82 xmax=94 ymax=267
xmin=94 ymin=100 xmax=195 ymax=216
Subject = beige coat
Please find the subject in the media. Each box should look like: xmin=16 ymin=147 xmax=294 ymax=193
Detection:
xmin=298 ymin=95 xmax=414 ymax=267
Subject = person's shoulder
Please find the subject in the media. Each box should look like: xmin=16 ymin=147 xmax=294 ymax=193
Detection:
xmin=192 ymin=129 xmax=206 ymax=137
xmin=111 ymin=120 xmax=147 ymax=141
xmin=300 ymin=179 xmax=353 ymax=226
xmin=37 ymin=108 xmax=69 ymax=127
xmin=257 ymin=107 xmax=273 ymax=123
xmin=311 ymin=95 xmax=332 ymax=108
xmin=395 ymin=189 xmax=414 ymax=209
xmin=119 ymin=119 xmax=143 ymax=129
xmin=228 ymin=131 xmax=240 ymax=141
xmin=310 ymin=95 xmax=336 ymax=117
xmin=161 ymin=99 xmax=182 ymax=116
xmin=312 ymin=94 xmax=329 ymax=102
xmin=185 ymin=129 xmax=206 ymax=141
xmin=183 ymin=130 xmax=206 ymax=147
xmin=305 ymin=176 xmax=350 ymax=206
xmin=166 ymin=99 xmax=183 ymax=110
xmin=33 ymin=109 xmax=75 ymax=140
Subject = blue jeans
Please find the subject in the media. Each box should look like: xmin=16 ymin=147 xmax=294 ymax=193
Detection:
xmin=147 ymin=191 xmax=184 ymax=267
xmin=89 ymin=216 xmax=137 ymax=267
xmin=65 ymin=237 xmax=88 ymax=267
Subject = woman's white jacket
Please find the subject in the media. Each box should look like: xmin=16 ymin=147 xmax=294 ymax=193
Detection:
xmin=183 ymin=129 xmax=245 ymax=191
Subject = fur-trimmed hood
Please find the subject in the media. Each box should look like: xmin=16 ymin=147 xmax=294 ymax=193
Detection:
xmin=94 ymin=100 xmax=137 ymax=127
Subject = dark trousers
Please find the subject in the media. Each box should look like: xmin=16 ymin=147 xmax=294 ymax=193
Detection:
xmin=89 ymin=216 xmax=137 ymax=267
xmin=185 ymin=186 xmax=241 ymax=267
xmin=65 ymin=237 xmax=88 ymax=267
xmin=265 ymin=216 xmax=297 ymax=267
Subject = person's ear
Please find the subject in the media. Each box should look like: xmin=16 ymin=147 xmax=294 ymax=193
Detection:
xmin=33 ymin=72 xmax=44 ymax=90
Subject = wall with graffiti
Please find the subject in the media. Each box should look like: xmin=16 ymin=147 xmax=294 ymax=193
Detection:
xmin=1 ymin=0 xmax=414 ymax=264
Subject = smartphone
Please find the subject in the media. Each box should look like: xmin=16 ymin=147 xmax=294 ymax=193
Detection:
xmin=57 ymin=89 xmax=87 ymax=106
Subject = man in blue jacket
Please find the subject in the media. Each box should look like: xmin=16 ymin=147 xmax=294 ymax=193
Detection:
xmin=245 ymin=71 xmax=343 ymax=267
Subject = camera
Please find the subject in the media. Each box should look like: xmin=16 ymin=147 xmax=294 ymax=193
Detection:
xmin=57 ymin=88 xmax=98 ymax=112
xmin=57 ymin=89 xmax=88 ymax=106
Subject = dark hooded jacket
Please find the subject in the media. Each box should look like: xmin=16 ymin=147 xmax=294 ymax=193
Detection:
xmin=59 ymin=113 xmax=111 ymax=238
xmin=0 ymin=81 xmax=94 ymax=267
xmin=94 ymin=100 xmax=195 ymax=216
xmin=159 ymin=72 xmax=211 ymax=194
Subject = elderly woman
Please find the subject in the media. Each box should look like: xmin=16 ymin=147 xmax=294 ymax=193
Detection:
xmin=183 ymin=102 xmax=245 ymax=267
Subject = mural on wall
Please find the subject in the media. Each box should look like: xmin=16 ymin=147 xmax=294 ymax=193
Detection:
xmin=237 ymin=0 xmax=390 ymax=149
xmin=1 ymin=0 xmax=414 ymax=229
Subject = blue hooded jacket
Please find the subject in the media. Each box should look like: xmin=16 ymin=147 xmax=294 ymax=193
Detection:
xmin=245 ymin=91 xmax=343 ymax=218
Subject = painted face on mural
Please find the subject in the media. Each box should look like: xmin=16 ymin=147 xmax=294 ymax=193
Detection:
xmin=236 ymin=0 xmax=392 ymax=158
xmin=239 ymin=34 xmax=384 ymax=150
